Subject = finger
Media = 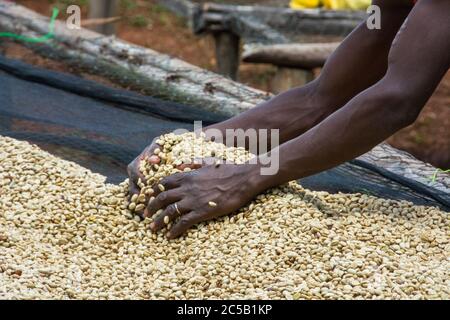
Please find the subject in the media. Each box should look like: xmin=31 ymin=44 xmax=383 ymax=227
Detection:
xmin=130 ymin=171 xmax=146 ymax=194
xmin=144 ymin=189 xmax=182 ymax=218
xmin=151 ymin=172 xmax=186 ymax=197
xmin=150 ymin=202 xmax=187 ymax=232
xmin=127 ymin=165 xmax=145 ymax=198
xmin=166 ymin=212 xmax=203 ymax=239
xmin=177 ymin=157 xmax=224 ymax=171
xmin=127 ymin=142 xmax=162 ymax=197
xmin=177 ymin=162 xmax=202 ymax=171
xmin=128 ymin=180 xmax=141 ymax=199
xmin=134 ymin=197 xmax=147 ymax=217
xmin=142 ymin=143 xmax=162 ymax=165
xmin=148 ymin=155 xmax=160 ymax=165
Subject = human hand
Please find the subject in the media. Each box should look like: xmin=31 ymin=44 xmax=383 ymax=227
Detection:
xmin=144 ymin=162 xmax=265 ymax=238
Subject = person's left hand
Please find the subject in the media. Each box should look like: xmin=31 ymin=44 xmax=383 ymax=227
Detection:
xmin=143 ymin=162 xmax=266 ymax=239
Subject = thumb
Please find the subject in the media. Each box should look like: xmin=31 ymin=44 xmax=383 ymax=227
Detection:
xmin=176 ymin=157 xmax=229 ymax=170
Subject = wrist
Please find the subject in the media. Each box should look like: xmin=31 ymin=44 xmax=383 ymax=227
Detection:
xmin=241 ymin=161 xmax=278 ymax=193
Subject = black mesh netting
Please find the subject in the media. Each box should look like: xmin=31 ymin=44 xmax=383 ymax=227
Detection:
xmin=0 ymin=55 xmax=448 ymax=210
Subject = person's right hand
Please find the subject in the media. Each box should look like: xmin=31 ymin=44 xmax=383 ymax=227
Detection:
xmin=127 ymin=133 xmax=221 ymax=216
xmin=127 ymin=138 xmax=207 ymax=214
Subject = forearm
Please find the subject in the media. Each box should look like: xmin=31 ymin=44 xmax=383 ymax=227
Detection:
xmin=206 ymin=82 xmax=323 ymax=148
xmin=254 ymin=80 xmax=419 ymax=189
xmin=253 ymin=0 xmax=450 ymax=189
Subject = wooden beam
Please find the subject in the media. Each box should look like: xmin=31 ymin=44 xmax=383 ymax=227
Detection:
xmin=213 ymin=31 xmax=240 ymax=80
xmin=158 ymin=1 xmax=364 ymax=43
xmin=191 ymin=3 xmax=364 ymax=41
xmin=243 ymin=43 xmax=339 ymax=69
xmin=81 ymin=17 xmax=122 ymax=28
xmin=270 ymin=67 xmax=315 ymax=94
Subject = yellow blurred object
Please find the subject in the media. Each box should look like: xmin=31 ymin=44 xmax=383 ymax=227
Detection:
xmin=289 ymin=0 xmax=321 ymax=9
xmin=290 ymin=0 xmax=370 ymax=10
xmin=344 ymin=0 xmax=371 ymax=10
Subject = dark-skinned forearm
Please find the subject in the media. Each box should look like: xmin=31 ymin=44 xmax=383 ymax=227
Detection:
xmin=252 ymin=80 xmax=420 ymax=189
xmin=250 ymin=0 xmax=450 ymax=189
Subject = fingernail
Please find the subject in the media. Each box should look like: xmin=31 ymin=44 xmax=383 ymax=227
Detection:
xmin=150 ymin=222 xmax=155 ymax=230
xmin=166 ymin=232 xmax=172 ymax=238
xmin=149 ymin=155 xmax=160 ymax=164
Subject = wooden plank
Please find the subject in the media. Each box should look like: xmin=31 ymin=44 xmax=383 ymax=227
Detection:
xmin=271 ymin=67 xmax=314 ymax=94
xmin=87 ymin=0 xmax=119 ymax=35
xmin=243 ymin=43 xmax=339 ymax=69
xmin=213 ymin=31 xmax=240 ymax=80
xmin=158 ymin=1 xmax=364 ymax=43
xmin=358 ymin=144 xmax=450 ymax=195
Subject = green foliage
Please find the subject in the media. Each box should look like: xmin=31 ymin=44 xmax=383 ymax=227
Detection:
xmin=149 ymin=4 xmax=169 ymax=15
xmin=147 ymin=3 xmax=185 ymax=27
xmin=430 ymin=168 xmax=450 ymax=182
xmin=120 ymin=0 xmax=138 ymax=11
xmin=129 ymin=15 xmax=149 ymax=28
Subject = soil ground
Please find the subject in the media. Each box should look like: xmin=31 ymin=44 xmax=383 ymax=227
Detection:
xmin=4 ymin=0 xmax=449 ymax=170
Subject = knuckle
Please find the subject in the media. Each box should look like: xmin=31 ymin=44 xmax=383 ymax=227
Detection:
xmin=167 ymin=204 xmax=176 ymax=215
xmin=158 ymin=192 xmax=167 ymax=202
xmin=160 ymin=176 xmax=172 ymax=185
xmin=179 ymin=216 xmax=190 ymax=227
xmin=175 ymin=172 xmax=186 ymax=181
xmin=183 ymin=174 xmax=192 ymax=183
xmin=167 ymin=175 xmax=180 ymax=184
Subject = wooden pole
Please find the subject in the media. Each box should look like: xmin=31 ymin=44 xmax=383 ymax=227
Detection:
xmin=87 ymin=0 xmax=119 ymax=35
xmin=213 ymin=31 xmax=240 ymax=80
xmin=242 ymin=43 xmax=339 ymax=69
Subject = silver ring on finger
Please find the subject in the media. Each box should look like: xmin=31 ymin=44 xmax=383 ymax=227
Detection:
xmin=174 ymin=203 xmax=182 ymax=216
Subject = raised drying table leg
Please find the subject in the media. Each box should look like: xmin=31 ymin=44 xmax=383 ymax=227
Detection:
xmin=213 ymin=31 xmax=240 ymax=80
xmin=87 ymin=0 xmax=119 ymax=36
